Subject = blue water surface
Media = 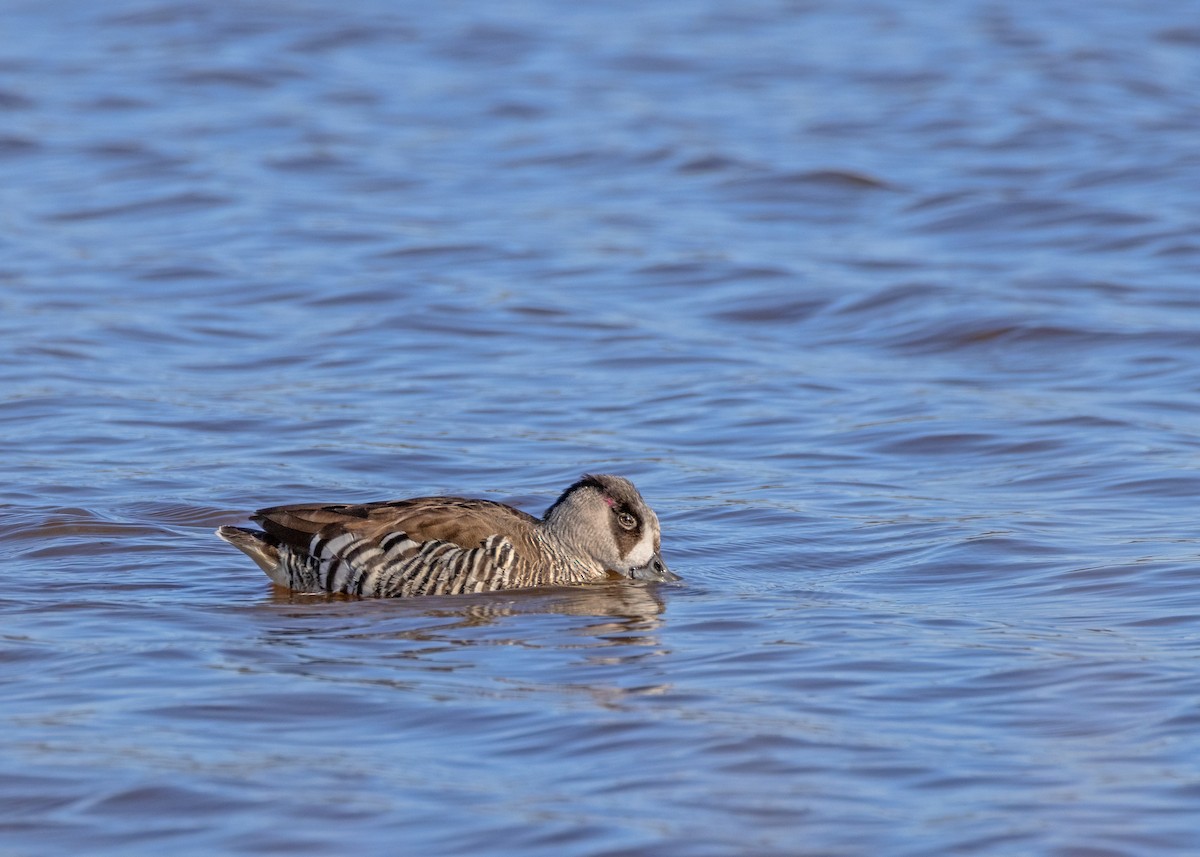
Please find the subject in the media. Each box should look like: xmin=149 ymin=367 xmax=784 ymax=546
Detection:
xmin=2 ymin=1 xmax=1200 ymax=855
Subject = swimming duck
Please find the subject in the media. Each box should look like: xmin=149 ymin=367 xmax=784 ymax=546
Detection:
xmin=216 ymin=473 xmax=676 ymax=597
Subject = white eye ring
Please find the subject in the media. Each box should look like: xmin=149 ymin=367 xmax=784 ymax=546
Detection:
xmin=617 ymin=512 xmax=637 ymax=530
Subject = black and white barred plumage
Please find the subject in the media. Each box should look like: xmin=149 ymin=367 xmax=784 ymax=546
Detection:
xmin=217 ymin=474 xmax=676 ymax=598
xmin=277 ymin=531 xmax=522 ymax=597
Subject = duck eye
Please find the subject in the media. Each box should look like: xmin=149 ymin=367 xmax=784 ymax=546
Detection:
xmin=617 ymin=512 xmax=637 ymax=530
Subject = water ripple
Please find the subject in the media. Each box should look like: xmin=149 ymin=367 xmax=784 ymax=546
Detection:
xmin=2 ymin=1 xmax=1200 ymax=855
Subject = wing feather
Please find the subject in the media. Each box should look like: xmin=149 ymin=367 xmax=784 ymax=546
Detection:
xmin=253 ymin=497 xmax=537 ymax=552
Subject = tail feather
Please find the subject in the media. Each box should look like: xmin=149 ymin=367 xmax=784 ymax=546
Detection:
xmin=216 ymin=526 xmax=282 ymax=576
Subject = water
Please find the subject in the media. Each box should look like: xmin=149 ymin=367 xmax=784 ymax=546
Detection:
xmin=3 ymin=0 xmax=1200 ymax=854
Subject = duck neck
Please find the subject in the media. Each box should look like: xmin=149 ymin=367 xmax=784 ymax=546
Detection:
xmin=538 ymin=514 xmax=608 ymax=581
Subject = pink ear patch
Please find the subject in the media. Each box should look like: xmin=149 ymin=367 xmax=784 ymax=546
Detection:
xmin=602 ymin=495 xmax=616 ymax=508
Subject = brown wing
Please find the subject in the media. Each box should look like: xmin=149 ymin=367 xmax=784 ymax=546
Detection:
xmin=251 ymin=496 xmax=539 ymax=554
